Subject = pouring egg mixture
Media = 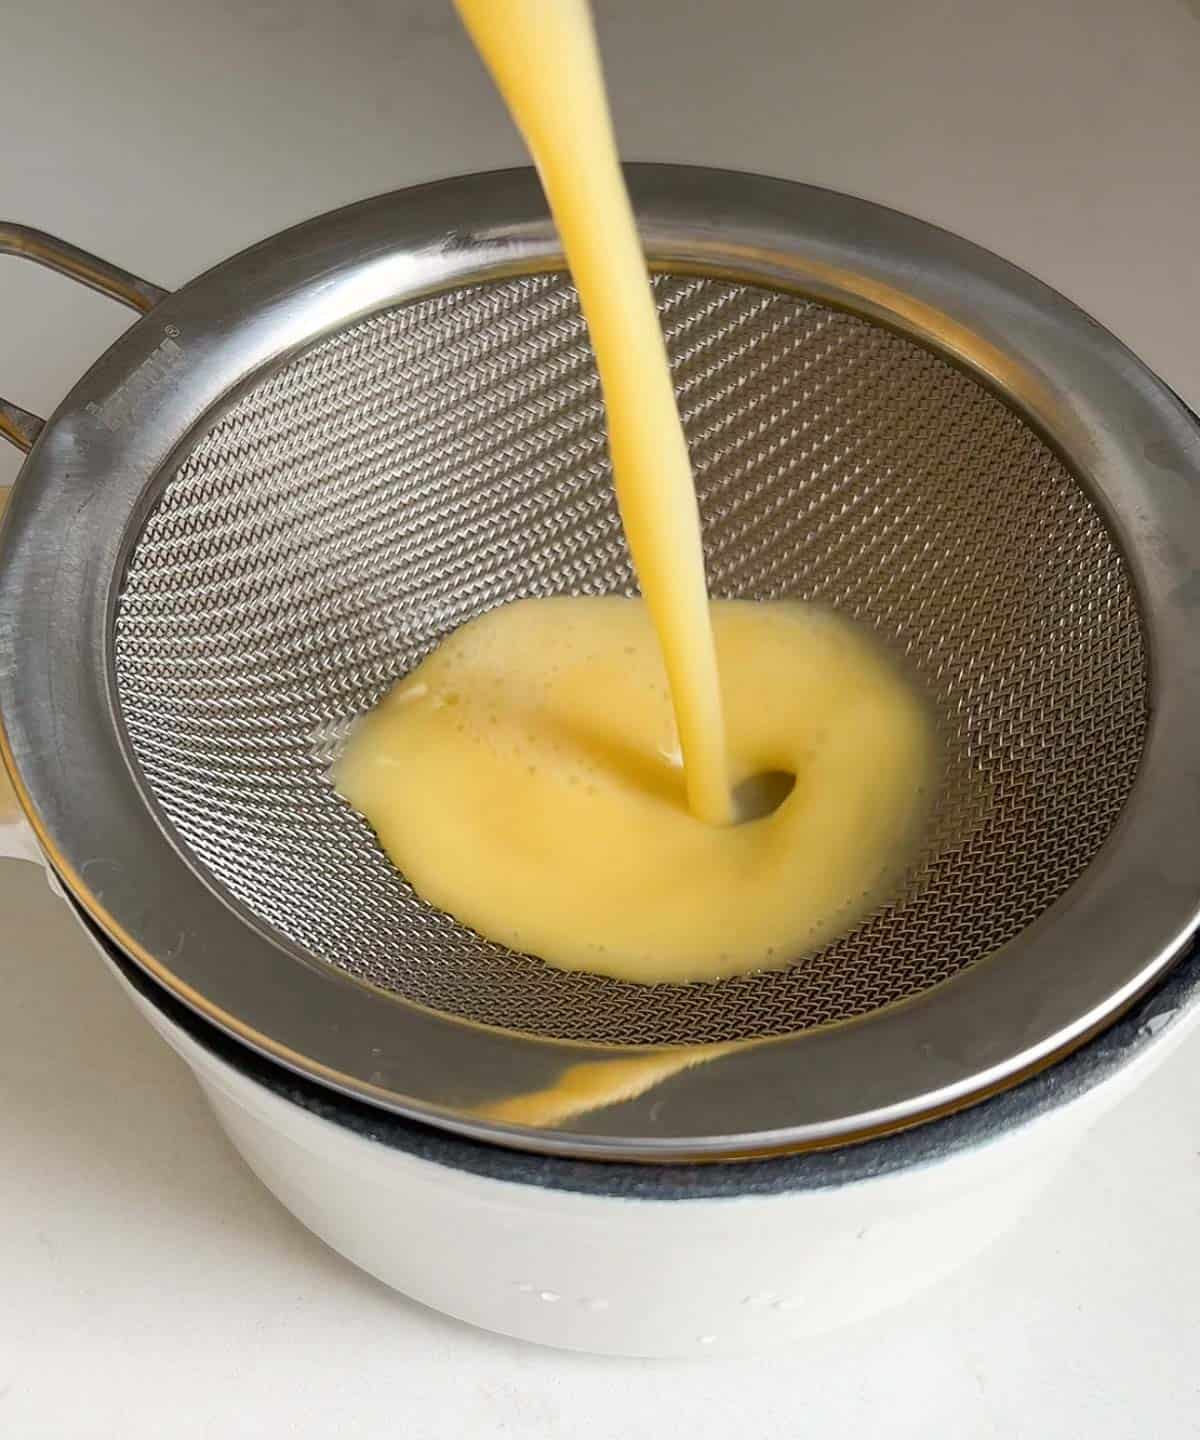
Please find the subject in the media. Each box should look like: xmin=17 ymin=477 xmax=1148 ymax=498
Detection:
xmin=334 ymin=0 xmax=934 ymax=986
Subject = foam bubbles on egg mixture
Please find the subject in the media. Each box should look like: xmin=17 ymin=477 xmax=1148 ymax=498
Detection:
xmin=335 ymin=597 xmax=934 ymax=984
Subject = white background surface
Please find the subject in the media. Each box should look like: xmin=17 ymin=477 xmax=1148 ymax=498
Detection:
xmin=2 ymin=1 xmax=1199 ymax=1434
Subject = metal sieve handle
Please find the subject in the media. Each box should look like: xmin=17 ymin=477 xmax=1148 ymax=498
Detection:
xmin=0 ymin=227 xmax=168 ymax=862
xmin=0 ymin=223 xmax=168 ymax=453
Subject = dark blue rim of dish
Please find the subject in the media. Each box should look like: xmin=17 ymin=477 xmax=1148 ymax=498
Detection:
xmin=85 ymin=894 xmax=1197 ymax=1201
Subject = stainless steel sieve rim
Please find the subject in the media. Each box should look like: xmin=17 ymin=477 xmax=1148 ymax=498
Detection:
xmin=1 ymin=166 xmax=1198 ymax=1160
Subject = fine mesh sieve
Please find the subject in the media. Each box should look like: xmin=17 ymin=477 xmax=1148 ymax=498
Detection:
xmin=2 ymin=168 xmax=1198 ymax=1158
xmin=114 ymin=272 xmax=1147 ymax=1047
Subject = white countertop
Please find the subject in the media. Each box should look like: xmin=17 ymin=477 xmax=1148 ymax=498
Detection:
xmin=3 ymin=1 xmax=1200 ymax=1434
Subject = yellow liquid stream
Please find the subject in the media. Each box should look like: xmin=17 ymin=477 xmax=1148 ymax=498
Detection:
xmin=453 ymin=0 xmax=731 ymax=826
xmin=334 ymin=0 xmax=935 ymax=988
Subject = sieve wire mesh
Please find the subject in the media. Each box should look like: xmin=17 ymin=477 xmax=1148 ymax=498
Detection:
xmin=112 ymin=272 xmax=1148 ymax=1045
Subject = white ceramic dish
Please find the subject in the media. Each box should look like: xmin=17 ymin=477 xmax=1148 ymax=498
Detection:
xmin=17 ymin=839 xmax=1194 ymax=1358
